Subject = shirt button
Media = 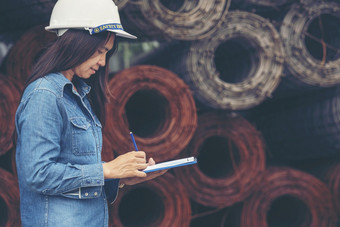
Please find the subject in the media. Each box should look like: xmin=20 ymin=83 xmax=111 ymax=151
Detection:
xmin=85 ymin=192 xmax=89 ymax=196
xmin=94 ymin=192 xmax=98 ymax=196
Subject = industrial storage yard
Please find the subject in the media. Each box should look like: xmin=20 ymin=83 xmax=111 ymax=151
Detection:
xmin=0 ymin=0 xmax=339 ymax=226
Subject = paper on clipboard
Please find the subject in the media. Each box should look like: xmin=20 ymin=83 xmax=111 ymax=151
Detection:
xmin=143 ymin=156 xmax=197 ymax=173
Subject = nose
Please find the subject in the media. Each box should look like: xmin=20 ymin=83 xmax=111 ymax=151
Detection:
xmin=98 ymin=54 xmax=106 ymax=67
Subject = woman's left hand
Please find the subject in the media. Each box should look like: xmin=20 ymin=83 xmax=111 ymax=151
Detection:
xmin=120 ymin=158 xmax=167 ymax=186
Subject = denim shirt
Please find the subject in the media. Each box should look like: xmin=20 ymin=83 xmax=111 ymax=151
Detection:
xmin=15 ymin=73 xmax=119 ymax=227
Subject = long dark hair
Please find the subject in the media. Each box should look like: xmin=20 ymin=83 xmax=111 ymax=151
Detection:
xmin=26 ymin=29 xmax=118 ymax=125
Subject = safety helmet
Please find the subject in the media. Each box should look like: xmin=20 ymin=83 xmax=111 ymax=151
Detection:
xmin=45 ymin=0 xmax=137 ymax=39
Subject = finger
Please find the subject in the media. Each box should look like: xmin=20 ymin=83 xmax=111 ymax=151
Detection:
xmin=134 ymin=151 xmax=146 ymax=158
xmin=136 ymin=163 xmax=148 ymax=170
xmin=134 ymin=170 xmax=147 ymax=178
xmin=148 ymin=157 xmax=155 ymax=165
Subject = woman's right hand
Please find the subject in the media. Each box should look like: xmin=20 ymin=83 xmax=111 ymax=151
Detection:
xmin=102 ymin=151 xmax=148 ymax=179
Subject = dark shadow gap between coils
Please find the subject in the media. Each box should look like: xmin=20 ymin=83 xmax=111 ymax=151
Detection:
xmin=197 ymin=136 xmax=240 ymax=179
xmin=214 ymin=37 xmax=259 ymax=84
xmin=0 ymin=197 xmax=8 ymax=226
xmin=118 ymin=187 xmax=164 ymax=227
xmin=159 ymin=0 xmax=188 ymax=12
xmin=266 ymin=195 xmax=312 ymax=227
xmin=125 ymin=89 xmax=170 ymax=138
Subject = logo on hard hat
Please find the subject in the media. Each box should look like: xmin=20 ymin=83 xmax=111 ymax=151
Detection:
xmin=90 ymin=23 xmax=124 ymax=34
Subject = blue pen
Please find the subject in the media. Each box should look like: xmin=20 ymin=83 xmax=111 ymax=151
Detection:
xmin=130 ymin=132 xmax=138 ymax=151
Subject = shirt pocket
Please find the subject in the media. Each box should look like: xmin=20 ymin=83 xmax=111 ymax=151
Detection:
xmin=70 ymin=117 xmax=96 ymax=156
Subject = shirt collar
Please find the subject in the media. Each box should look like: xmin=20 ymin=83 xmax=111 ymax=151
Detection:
xmin=45 ymin=73 xmax=91 ymax=97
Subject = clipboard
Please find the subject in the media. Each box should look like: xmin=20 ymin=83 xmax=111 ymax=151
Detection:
xmin=143 ymin=156 xmax=197 ymax=173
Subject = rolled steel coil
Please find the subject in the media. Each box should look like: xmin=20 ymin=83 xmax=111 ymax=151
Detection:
xmin=280 ymin=1 xmax=340 ymax=87
xmin=173 ymin=111 xmax=266 ymax=207
xmin=133 ymin=11 xmax=285 ymax=110
xmin=108 ymin=173 xmax=191 ymax=227
xmin=5 ymin=24 xmax=56 ymax=85
xmin=0 ymin=74 xmax=21 ymax=156
xmin=252 ymin=86 xmax=340 ymax=160
xmin=104 ymin=65 xmax=197 ymax=162
xmin=241 ymin=166 xmax=337 ymax=227
xmin=120 ymin=0 xmax=231 ymax=41
xmin=0 ymin=168 xmax=20 ymax=227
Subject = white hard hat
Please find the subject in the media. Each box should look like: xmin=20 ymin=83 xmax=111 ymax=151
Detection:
xmin=45 ymin=0 xmax=137 ymax=39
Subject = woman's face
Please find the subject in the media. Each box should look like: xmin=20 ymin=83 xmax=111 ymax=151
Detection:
xmin=62 ymin=34 xmax=115 ymax=81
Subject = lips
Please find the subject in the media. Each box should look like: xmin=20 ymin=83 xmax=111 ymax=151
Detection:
xmin=90 ymin=67 xmax=98 ymax=74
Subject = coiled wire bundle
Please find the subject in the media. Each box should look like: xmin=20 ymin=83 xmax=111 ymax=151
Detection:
xmin=109 ymin=173 xmax=191 ymax=227
xmin=280 ymin=1 xmax=340 ymax=87
xmin=323 ymin=162 xmax=340 ymax=218
xmin=241 ymin=167 xmax=337 ymax=227
xmin=0 ymin=168 xmax=21 ymax=227
xmin=4 ymin=25 xmax=56 ymax=86
xmin=173 ymin=112 xmax=266 ymax=207
xmin=120 ymin=0 xmax=231 ymax=40
xmin=133 ymin=11 xmax=285 ymax=110
xmin=253 ymin=86 xmax=340 ymax=160
xmin=104 ymin=65 xmax=197 ymax=162
xmin=0 ymin=74 xmax=21 ymax=156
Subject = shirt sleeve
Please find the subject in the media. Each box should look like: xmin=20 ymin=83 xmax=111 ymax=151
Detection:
xmin=16 ymin=89 xmax=104 ymax=199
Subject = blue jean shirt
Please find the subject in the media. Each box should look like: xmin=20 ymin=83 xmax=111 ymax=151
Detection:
xmin=15 ymin=73 xmax=119 ymax=227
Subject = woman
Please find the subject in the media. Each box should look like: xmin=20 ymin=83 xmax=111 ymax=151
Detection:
xmin=15 ymin=0 xmax=165 ymax=226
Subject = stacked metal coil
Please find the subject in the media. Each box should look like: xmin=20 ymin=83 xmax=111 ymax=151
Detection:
xmin=173 ymin=112 xmax=266 ymax=207
xmin=0 ymin=74 xmax=21 ymax=156
xmin=120 ymin=0 xmax=231 ymax=41
xmin=4 ymin=24 xmax=56 ymax=86
xmin=323 ymin=162 xmax=340 ymax=218
xmin=104 ymin=65 xmax=197 ymax=162
xmin=108 ymin=173 xmax=191 ymax=227
xmin=133 ymin=11 xmax=285 ymax=110
xmin=101 ymin=134 xmax=116 ymax=163
xmin=252 ymin=86 xmax=340 ymax=160
xmin=279 ymin=1 xmax=340 ymax=88
xmin=240 ymin=167 xmax=337 ymax=227
xmin=0 ymin=168 xmax=21 ymax=227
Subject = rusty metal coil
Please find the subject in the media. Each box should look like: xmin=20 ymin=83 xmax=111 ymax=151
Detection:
xmin=5 ymin=24 xmax=56 ymax=85
xmin=120 ymin=0 xmax=231 ymax=41
xmin=323 ymin=162 xmax=340 ymax=217
xmin=0 ymin=168 xmax=20 ymax=227
xmin=108 ymin=173 xmax=191 ymax=227
xmin=0 ymin=74 xmax=21 ymax=156
xmin=133 ymin=11 xmax=285 ymax=110
xmin=280 ymin=1 xmax=340 ymax=87
xmin=102 ymin=134 xmax=116 ymax=163
xmin=104 ymin=65 xmax=197 ymax=162
xmin=173 ymin=111 xmax=266 ymax=207
xmin=252 ymin=86 xmax=340 ymax=160
xmin=241 ymin=166 xmax=337 ymax=227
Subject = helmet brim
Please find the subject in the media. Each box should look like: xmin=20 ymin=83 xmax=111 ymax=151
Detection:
xmin=45 ymin=26 xmax=137 ymax=39
xmin=109 ymin=29 xmax=137 ymax=39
